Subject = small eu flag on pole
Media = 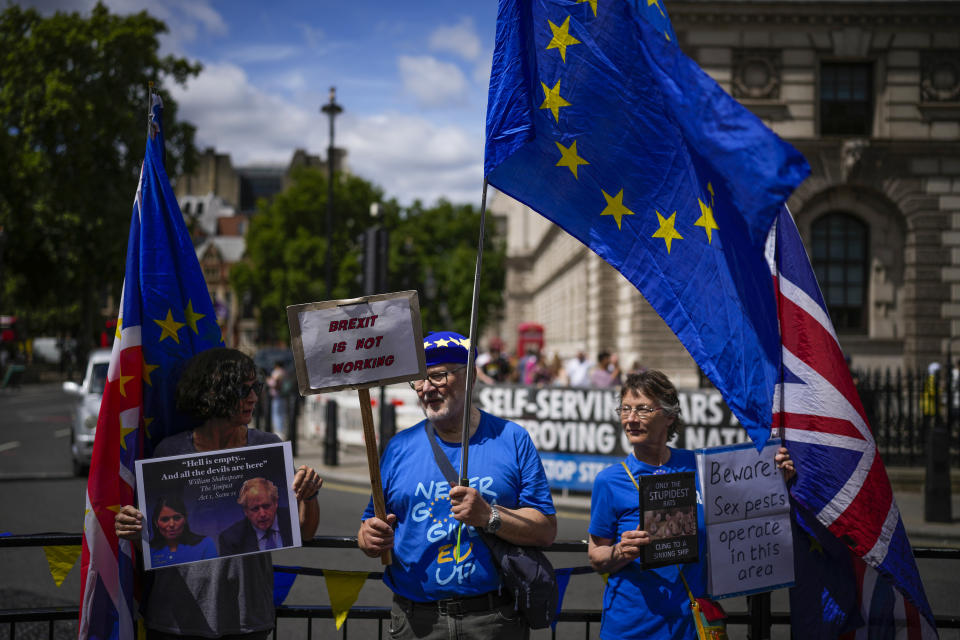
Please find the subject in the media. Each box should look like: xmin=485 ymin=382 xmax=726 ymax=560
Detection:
xmin=484 ymin=0 xmax=810 ymax=446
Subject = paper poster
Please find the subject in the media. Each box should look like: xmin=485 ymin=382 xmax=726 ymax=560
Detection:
xmin=134 ymin=442 xmax=300 ymax=570
xmin=639 ymin=471 xmax=699 ymax=568
xmin=288 ymin=291 xmax=425 ymax=394
xmin=696 ymin=439 xmax=795 ymax=598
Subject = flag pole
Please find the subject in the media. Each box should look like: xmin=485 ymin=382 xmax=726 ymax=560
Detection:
xmin=458 ymin=179 xmax=489 ymax=486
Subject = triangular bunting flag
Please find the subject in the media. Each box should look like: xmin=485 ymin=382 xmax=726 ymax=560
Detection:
xmin=323 ymin=570 xmax=368 ymax=630
xmin=43 ymin=545 xmax=82 ymax=587
xmin=552 ymin=567 xmax=574 ymax=630
xmin=273 ymin=568 xmax=298 ymax=606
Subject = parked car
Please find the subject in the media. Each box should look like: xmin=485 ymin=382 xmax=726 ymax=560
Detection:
xmin=63 ymin=349 xmax=111 ymax=476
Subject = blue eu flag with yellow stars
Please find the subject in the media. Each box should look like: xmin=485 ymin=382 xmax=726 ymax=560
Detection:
xmin=485 ymin=0 xmax=810 ymax=445
xmin=80 ymin=94 xmax=223 ymax=640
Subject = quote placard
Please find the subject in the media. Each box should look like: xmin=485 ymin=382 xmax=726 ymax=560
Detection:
xmin=696 ymin=439 xmax=794 ymax=598
xmin=288 ymin=291 xmax=425 ymax=394
xmin=135 ymin=442 xmax=300 ymax=570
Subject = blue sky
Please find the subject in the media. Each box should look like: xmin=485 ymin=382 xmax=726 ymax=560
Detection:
xmin=22 ymin=0 xmax=500 ymax=205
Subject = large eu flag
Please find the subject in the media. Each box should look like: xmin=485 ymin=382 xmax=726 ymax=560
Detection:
xmin=79 ymin=94 xmax=222 ymax=639
xmin=485 ymin=0 xmax=809 ymax=444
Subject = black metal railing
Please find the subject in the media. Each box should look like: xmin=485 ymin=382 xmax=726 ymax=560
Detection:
xmin=2 ymin=534 xmax=959 ymax=639
xmin=854 ymin=366 xmax=960 ymax=467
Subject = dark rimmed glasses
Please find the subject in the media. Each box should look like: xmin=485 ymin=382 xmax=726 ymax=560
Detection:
xmin=409 ymin=365 xmax=467 ymax=391
xmin=615 ymin=404 xmax=661 ymax=418
xmin=240 ymin=380 xmax=264 ymax=398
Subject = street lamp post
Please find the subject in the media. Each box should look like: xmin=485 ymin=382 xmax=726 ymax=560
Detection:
xmin=320 ymin=87 xmax=343 ymax=299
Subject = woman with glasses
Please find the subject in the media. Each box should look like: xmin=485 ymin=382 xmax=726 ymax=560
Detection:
xmin=587 ymin=370 xmax=794 ymax=639
xmin=114 ymin=348 xmax=322 ymax=639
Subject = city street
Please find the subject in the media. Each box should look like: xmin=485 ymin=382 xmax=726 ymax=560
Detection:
xmin=1 ymin=384 xmax=957 ymax=638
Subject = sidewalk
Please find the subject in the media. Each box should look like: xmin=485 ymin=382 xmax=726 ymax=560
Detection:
xmin=293 ymin=437 xmax=960 ymax=548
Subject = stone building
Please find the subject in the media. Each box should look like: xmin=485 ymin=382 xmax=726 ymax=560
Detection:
xmin=489 ymin=0 xmax=960 ymax=384
xmin=174 ymin=146 xmax=346 ymax=349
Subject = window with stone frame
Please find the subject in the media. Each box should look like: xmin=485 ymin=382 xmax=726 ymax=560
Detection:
xmin=811 ymin=212 xmax=868 ymax=333
xmin=732 ymin=49 xmax=781 ymax=100
xmin=819 ymin=62 xmax=874 ymax=136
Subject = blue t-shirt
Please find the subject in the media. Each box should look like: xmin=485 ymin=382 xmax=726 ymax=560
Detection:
xmin=150 ymin=536 xmax=217 ymax=568
xmin=362 ymin=411 xmax=556 ymax=602
xmin=588 ymin=448 xmax=707 ymax=640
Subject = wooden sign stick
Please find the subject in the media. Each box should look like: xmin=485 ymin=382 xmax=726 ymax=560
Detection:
xmin=358 ymin=387 xmax=391 ymax=565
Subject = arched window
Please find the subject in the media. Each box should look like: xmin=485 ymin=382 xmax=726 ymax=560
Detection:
xmin=811 ymin=213 xmax=868 ymax=332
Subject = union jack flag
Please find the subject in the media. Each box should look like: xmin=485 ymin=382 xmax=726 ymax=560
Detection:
xmin=79 ymin=93 xmax=222 ymax=639
xmin=770 ymin=207 xmax=937 ymax=637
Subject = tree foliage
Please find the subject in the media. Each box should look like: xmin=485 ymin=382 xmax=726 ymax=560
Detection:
xmin=231 ymin=168 xmax=505 ymax=343
xmin=0 ymin=2 xmax=200 ymax=344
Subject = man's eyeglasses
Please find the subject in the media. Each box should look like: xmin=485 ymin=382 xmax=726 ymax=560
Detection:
xmin=615 ymin=405 xmax=661 ymax=418
xmin=409 ymin=366 xmax=467 ymax=391
xmin=240 ymin=381 xmax=264 ymax=398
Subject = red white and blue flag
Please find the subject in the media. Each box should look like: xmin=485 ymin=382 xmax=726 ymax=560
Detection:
xmin=78 ymin=93 xmax=222 ymax=639
xmin=770 ymin=207 xmax=937 ymax=638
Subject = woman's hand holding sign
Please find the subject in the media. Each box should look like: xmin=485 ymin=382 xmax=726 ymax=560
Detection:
xmin=115 ymin=505 xmax=144 ymax=541
xmin=774 ymin=447 xmax=796 ymax=482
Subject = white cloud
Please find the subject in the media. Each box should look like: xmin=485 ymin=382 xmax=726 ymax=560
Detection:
xmin=223 ymin=44 xmax=300 ymax=64
xmin=398 ymin=55 xmax=468 ymax=108
xmin=171 ymin=62 xmax=482 ymax=205
xmin=169 ymin=62 xmax=314 ymax=165
xmin=428 ymin=17 xmax=482 ymax=61
xmin=18 ymin=0 xmax=228 ymax=50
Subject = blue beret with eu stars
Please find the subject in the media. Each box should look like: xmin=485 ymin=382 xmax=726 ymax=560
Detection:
xmin=423 ymin=331 xmax=476 ymax=367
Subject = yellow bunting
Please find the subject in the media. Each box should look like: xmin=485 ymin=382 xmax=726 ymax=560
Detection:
xmin=43 ymin=545 xmax=81 ymax=587
xmin=323 ymin=570 xmax=368 ymax=630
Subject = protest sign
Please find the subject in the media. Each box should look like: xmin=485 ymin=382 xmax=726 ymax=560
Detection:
xmin=288 ymin=290 xmax=425 ymax=394
xmin=695 ymin=439 xmax=794 ymax=598
xmin=135 ymin=442 xmax=300 ymax=570
xmin=639 ymin=471 xmax=699 ymax=568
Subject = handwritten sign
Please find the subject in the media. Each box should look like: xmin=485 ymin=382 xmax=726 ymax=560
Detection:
xmin=135 ymin=442 xmax=299 ymax=570
xmin=288 ymin=290 xmax=425 ymax=394
xmin=695 ymin=439 xmax=794 ymax=598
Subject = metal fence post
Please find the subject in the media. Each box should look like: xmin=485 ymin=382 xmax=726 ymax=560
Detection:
xmin=288 ymin=393 xmax=300 ymax=457
xmin=746 ymin=592 xmax=771 ymax=640
xmin=380 ymin=402 xmax=396 ymax=456
xmin=324 ymin=399 xmax=339 ymax=466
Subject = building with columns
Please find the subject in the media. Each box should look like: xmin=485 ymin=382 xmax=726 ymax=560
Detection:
xmin=488 ymin=0 xmax=960 ymax=384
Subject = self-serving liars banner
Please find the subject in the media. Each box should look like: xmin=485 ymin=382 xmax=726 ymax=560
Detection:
xmin=288 ymin=291 xmax=426 ymax=394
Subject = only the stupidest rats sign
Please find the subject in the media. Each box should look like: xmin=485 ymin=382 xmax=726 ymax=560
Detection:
xmin=695 ymin=439 xmax=795 ymax=598
xmin=288 ymin=290 xmax=425 ymax=394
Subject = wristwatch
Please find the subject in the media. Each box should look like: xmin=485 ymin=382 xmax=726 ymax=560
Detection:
xmin=485 ymin=505 xmax=502 ymax=533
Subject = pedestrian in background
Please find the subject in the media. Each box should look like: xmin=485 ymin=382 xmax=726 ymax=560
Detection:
xmin=267 ymin=360 xmax=287 ymax=440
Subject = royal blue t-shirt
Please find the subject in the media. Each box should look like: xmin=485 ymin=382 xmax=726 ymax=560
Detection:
xmin=588 ymin=448 xmax=707 ymax=640
xmin=150 ymin=536 xmax=217 ymax=568
xmin=362 ymin=411 xmax=556 ymax=601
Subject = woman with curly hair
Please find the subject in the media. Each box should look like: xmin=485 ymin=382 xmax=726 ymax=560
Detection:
xmin=588 ymin=370 xmax=794 ymax=640
xmin=114 ymin=348 xmax=323 ymax=639
xmin=148 ymin=494 xmax=216 ymax=568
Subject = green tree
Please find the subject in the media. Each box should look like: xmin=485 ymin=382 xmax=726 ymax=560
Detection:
xmin=231 ymin=169 xmax=505 ymax=343
xmin=392 ymin=199 xmax=505 ymax=335
xmin=0 ymin=3 xmax=200 ymax=348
